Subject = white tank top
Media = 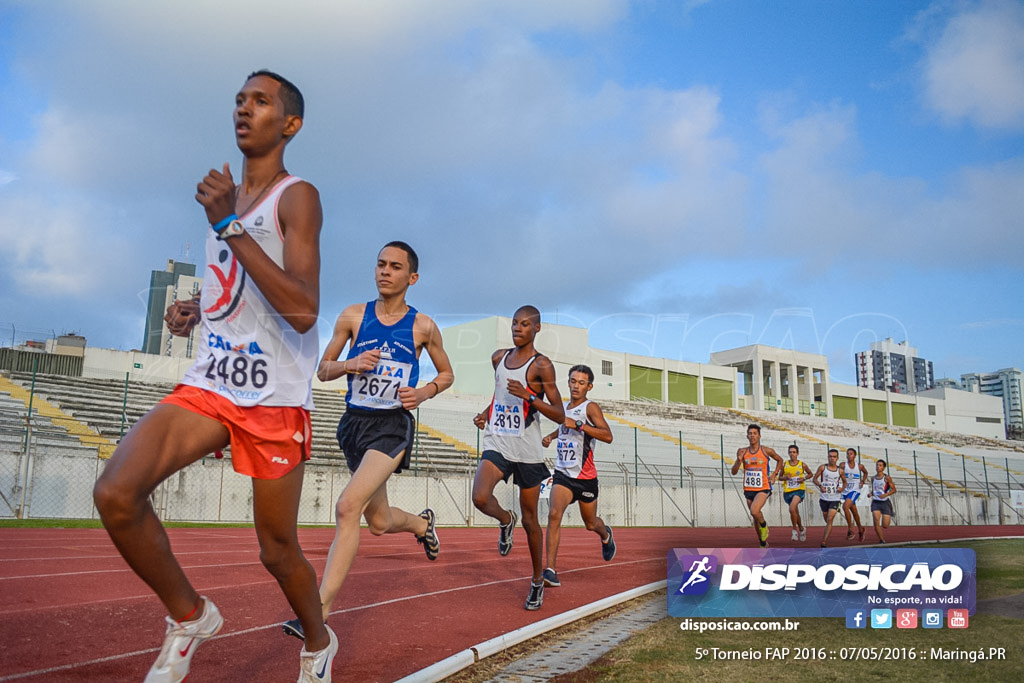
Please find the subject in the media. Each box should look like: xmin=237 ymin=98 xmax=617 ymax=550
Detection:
xmin=843 ymin=462 xmax=862 ymax=493
xmin=872 ymin=475 xmax=890 ymax=501
xmin=181 ymin=175 xmax=318 ymax=409
xmin=556 ymin=400 xmax=597 ymax=479
xmin=820 ymin=466 xmax=842 ymax=502
xmin=482 ymin=351 xmax=544 ymax=464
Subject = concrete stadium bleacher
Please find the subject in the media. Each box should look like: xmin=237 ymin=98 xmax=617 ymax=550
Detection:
xmin=2 ymin=372 xmax=479 ymax=476
xmin=4 ymin=370 xmax=1023 ymax=498
xmin=593 ymin=397 xmax=1024 ymax=502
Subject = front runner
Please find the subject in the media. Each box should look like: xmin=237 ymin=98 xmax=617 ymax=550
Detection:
xmin=472 ymin=305 xmax=564 ymax=610
xmin=540 ymin=365 xmax=616 ymax=589
xmin=870 ymin=459 xmax=897 ymax=544
xmin=812 ymin=448 xmax=847 ymax=548
xmin=781 ymin=444 xmax=813 ymax=542
xmin=93 ymin=71 xmax=337 ymax=681
xmin=283 ymin=241 xmax=454 ymax=639
xmin=731 ymin=425 xmax=783 ymax=548
xmin=842 ymin=447 xmax=869 ymax=541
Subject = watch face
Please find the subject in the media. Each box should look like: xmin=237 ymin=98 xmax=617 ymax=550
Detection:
xmin=222 ymin=220 xmax=245 ymax=238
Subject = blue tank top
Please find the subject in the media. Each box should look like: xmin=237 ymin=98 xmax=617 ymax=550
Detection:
xmin=345 ymin=301 xmax=419 ymax=411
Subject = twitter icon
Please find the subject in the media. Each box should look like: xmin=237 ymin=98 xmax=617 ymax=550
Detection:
xmin=871 ymin=609 xmax=892 ymax=629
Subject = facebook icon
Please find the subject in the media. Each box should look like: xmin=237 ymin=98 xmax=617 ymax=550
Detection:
xmin=846 ymin=609 xmax=867 ymax=629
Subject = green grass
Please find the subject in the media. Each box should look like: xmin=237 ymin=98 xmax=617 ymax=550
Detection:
xmin=569 ymin=540 xmax=1024 ymax=682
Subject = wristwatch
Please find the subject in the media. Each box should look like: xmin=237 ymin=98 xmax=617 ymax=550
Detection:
xmin=574 ymin=420 xmax=584 ymax=430
xmin=217 ymin=219 xmax=245 ymax=240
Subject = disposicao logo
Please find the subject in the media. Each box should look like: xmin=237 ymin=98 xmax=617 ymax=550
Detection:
xmin=667 ymin=548 xmax=975 ymax=618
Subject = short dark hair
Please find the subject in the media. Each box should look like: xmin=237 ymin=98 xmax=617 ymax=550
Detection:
xmin=788 ymin=444 xmax=799 ymax=453
xmin=381 ymin=240 xmax=418 ymax=273
xmin=248 ymin=70 xmax=304 ymax=118
xmin=847 ymin=448 xmax=857 ymax=456
xmin=747 ymin=424 xmax=761 ymax=434
xmin=569 ymin=364 xmax=594 ymax=384
xmin=515 ymin=305 xmax=541 ymax=324
xmin=876 ymin=459 xmax=887 ymax=468
xmin=828 ymin=448 xmax=839 ymax=456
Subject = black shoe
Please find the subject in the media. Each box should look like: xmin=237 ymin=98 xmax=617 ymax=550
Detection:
xmin=542 ymin=568 xmax=560 ymax=587
xmin=498 ymin=509 xmax=518 ymax=556
xmin=525 ymin=581 xmax=544 ymax=611
xmin=602 ymin=526 xmax=617 ymax=562
xmin=282 ymin=617 xmax=304 ymax=641
xmin=416 ymin=508 xmax=440 ymax=561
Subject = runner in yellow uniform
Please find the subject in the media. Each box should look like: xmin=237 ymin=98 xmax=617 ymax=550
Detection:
xmin=781 ymin=445 xmax=813 ymax=543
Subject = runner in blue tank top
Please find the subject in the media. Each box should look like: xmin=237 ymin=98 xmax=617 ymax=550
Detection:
xmin=282 ymin=241 xmax=454 ymax=641
xmin=842 ymin=447 xmax=870 ymax=542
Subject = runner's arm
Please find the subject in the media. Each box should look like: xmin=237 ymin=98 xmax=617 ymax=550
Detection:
xmin=472 ymin=349 xmax=506 ymax=429
xmin=399 ymin=314 xmax=455 ymax=410
xmin=766 ymin=447 xmax=784 ymax=483
xmin=583 ymin=402 xmax=614 ymax=444
xmin=317 ymin=304 xmax=379 ymax=381
xmin=732 ymin=449 xmax=744 ymax=475
xmin=197 ymin=171 xmax=322 ymax=333
xmin=885 ymin=475 xmax=897 ymax=497
xmin=511 ymin=355 xmax=564 ymax=424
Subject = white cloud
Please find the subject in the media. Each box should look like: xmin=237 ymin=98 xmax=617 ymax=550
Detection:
xmin=919 ymin=0 xmax=1024 ymax=130
xmin=756 ymin=101 xmax=1024 ymax=268
xmin=0 ymin=193 xmax=132 ymax=298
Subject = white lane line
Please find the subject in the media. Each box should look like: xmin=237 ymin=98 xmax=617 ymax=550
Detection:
xmin=0 ymin=558 xmax=660 ymax=681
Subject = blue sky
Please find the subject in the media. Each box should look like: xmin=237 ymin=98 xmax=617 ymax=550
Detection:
xmin=1 ymin=0 xmax=1022 ymax=385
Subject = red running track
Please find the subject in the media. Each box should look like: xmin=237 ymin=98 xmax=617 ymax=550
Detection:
xmin=1 ymin=523 xmax=1021 ymax=682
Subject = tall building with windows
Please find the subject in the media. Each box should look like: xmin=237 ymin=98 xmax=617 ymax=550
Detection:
xmin=960 ymin=368 xmax=1023 ymax=435
xmin=855 ymin=338 xmax=933 ymax=394
xmin=142 ymin=259 xmax=202 ymax=358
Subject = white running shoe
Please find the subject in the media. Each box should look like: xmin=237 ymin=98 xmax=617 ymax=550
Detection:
xmin=799 ymin=528 xmax=807 ymax=542
xmin=298 ymin=624 xmax=338 ymax=682
xmin=791 ymin=529 xmax=799 ymax=541
xmin=145 ymin=597 xmax=223 ymax=683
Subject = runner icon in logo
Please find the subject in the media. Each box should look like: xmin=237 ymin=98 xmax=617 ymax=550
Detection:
xmin=678 ymin=555 xmax=717 ymax=595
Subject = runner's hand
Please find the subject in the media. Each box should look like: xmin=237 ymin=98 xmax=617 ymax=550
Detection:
xmin=506 ymin=379 xmax=530 ymax=400
xmin=164 ymin=296 xmax=201 ymax=337
xmin=542 ymin=434 xmax=553 ymax=448
xmin=398 ymin=385 xmax=423 ymax=411
xmin=195 ymin=163 xmax=237 ymax=225
xmin=348 ymin=349 xmax=381 ymax=374
xmin=473 ymin=412 xmax=487 ymax=429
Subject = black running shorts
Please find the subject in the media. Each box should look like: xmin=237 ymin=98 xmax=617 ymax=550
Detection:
xmin=553 ymin=470 xmax=599 ymax=504
xmin=481 ymin=450 xmax=550 ymax=489
xmin=870 ymin=499 xmax=894 ymax=517
xmin=744 ymin=488 xmax=771 ymax=503
xmin=338 ymin=407 xmax=415 ymax=474
xmin=820 ymin=498 xmax=841 ymax=514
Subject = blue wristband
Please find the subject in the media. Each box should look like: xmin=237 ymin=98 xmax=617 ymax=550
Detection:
xmin=211 ymin=214 xmax=238 ymax=234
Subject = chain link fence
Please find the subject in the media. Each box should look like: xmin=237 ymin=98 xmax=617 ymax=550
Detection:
xmin=2 ymin=369 xmax=1023 ymax=528
xmin=3 ymin=428 xmax=1023 ymax=529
